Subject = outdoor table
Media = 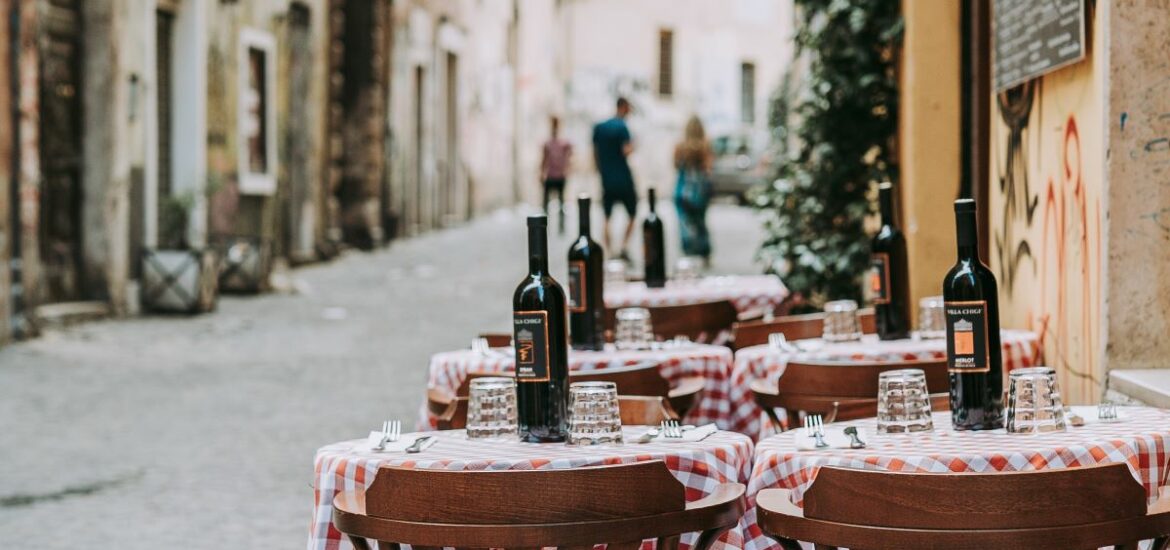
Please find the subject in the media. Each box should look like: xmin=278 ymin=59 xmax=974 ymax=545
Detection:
xmin=740 ymin=407 xmax=1170 ymax=550
xmin=605 ymin=274 xmax=788 ymax=315
xmin=728 ymin=330 xmax=1042 ymax=439
xmin=421 ymin=343 xmax=736 ymax=430
xmin=310 ymin=427 xmax=755 ymax=550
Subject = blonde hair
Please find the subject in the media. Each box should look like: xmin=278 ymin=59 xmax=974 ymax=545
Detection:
xmin=676 ymin=115 xmax=710 ymax=170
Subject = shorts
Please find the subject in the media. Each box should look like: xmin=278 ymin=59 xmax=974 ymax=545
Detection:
xmin=602 ymin=183 xmax=637 ymax=218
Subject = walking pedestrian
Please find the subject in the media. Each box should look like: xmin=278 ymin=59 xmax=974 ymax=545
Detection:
xmin=540 ymin=116 xmax=572 ymax=234
xmin=673 ymin=115 xmax=714 ymax=264
xmin=592 ymin=97 xmax=638 ymax=260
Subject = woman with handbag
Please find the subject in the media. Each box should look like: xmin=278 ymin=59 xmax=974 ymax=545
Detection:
xmin=673 ymin=115 xmax=714 ymax=265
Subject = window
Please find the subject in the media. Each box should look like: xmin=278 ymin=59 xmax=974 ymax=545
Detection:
xmin=658 ymin=29 xmax=674 ymax=97
xmin=238 ymin=28 xmax=277 ymax=195
xmin=741 ymin=62 xmax=756 ymax=123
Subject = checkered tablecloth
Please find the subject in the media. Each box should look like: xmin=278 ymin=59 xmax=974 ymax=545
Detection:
xmin=741 ymin=407 xmax=1170 ymax=550
xmin=728 ymin=330 xmax=1042 ymax=439
xmin=605 ymin=275 xmax=788 ymax=315
xmin=421 ymin=344 xmax=735 ymax=430
xmin=310 ymin=428 xmax=755 ymax=550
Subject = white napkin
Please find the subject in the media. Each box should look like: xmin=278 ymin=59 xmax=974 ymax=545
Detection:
xmin=795 ymin=426 xmax=869 ymax=450
xmin=645 ymin=423 xmax=718 ymax=443
xmin=365 ymin=431 xmax=426 ymax=452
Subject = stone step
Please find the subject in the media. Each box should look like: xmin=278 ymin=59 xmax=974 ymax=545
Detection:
xmin=1107 ymin=369 xmax=1170 ymax=408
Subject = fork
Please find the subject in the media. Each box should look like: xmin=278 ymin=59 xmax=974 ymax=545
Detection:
xmin=805 ymin=414 xmax=828 ymax=448
xmin=373 ymin=420 xmax=401 ymax=451
xmin=663 ymin=419 xmax=683 ymax=439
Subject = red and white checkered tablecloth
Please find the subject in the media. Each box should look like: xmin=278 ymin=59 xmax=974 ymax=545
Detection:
xmin=310 ymin=428 xmax=755 ymax=550
xmin=605 ymin=275 xmax=788 ymax=314
xmin=421 ymin=344 xmax=735 ymax=430
xmin=741 ymin=407 xmax=1170 ymax=550
xmin=728 ymin=330 xmax=1042 ymax=439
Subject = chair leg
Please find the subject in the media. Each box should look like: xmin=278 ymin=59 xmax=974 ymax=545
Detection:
xmin=345 ymin=535 xmax=372 ymax=550
xmin=775 ymin=538 xmax=804 ymax=550
xmin=693 ymin=526 xmax=733 ymax=550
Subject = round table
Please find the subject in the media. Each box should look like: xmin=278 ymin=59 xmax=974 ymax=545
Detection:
xmin=740 ymin=407 xmax=1170 ymax=550
xmin=310 ymin=427 xmax=755 ymax=550
xmin=605 ymin=275 xmax=788 ymax=315
xmin=728 ymin=330 xmax=1042 ymax=438
xmin=422 ymin=343 xmax=735 ymax=430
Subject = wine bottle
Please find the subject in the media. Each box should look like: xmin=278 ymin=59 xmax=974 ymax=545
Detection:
xmin=942 ymin=198 xmax=1004 ymax=431
xmin=643 ymin=188 xmax=667 ymax=288
xmin=512 ymin=215 xmax=569 ymax=442
xmin=870 ymin=182 xmax=911 ymax=340
xmin=568 ymin=195 xmax=606 ymax=351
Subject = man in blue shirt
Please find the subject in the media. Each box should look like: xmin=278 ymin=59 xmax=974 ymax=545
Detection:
xmin=592 ymin=97 xmax=637 ymax=259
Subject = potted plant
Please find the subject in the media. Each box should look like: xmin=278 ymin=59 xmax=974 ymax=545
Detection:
xmin=141 ymin=191 xmax=218 ymax=313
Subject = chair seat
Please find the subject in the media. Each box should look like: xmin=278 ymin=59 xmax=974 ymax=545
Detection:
xmin=334 ymin=482 xmax=746 ymax=548
xmin=758 ymin=485 xmax=1170 ymax=550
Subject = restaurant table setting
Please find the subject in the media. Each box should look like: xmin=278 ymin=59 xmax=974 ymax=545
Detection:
xmin=310 ymin=424 xmax=755 ymax=550
xmin=739 ymin=404 xmax=1170 ymax=550
xmin=727 ymin=327 xmax=1041 ymax=438
xmin=604 ymin=269 xmax=789 ymax=316
xmin=421 ymin=340 xmax=735 ymax=430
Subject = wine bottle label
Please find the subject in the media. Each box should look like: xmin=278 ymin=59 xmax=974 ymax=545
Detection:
xmin=513 ymin=311 xmax=551 ymax=382
xmin=944 ymin=300 xmax=991 ymax=373
xmin=567 ymin=260 xmax=586 ymax=313
xmin=870 ymin=253 xmax=891 ymax=304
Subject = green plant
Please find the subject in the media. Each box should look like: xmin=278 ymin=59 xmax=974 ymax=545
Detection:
xmin=157 ymin=176 xmax=225 ymax=249
xmin=754 ymin=0 xmax=902 ymax=310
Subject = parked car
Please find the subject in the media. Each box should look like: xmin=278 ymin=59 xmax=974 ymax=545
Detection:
xmin=709 ymin=133 xmax=774 ymax=204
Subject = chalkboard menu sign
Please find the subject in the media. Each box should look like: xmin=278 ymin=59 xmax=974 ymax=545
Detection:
xmin=993 ymin=0 xmax=1086 ymax=91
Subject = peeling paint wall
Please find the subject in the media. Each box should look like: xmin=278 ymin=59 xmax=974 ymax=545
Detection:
xmin=1104 ymin=0 xmax=1170 ymax=372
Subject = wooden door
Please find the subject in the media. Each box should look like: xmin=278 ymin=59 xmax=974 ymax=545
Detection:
xmin=39 ymin=0 xmax=84 ymax=301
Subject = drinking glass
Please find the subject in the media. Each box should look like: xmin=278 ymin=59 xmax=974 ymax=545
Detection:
xmin=917 ymin=296 xmax=946 ymax=339
xmin=674 ymin=256 xmax=703 ymax=282
xmin=614 ymin=307 xmax=654 ymax=349
xmin=466 ymin=377 xmax=518 ymax=439
xmin=1006 ymin=367 xmax=1067 ymax=433
xmin=567 ymin=381 xmax=623 ymax=445
xmin=604 ymin=259 xmax=629 ymax=289
xmin=822 ymin=300 xmax=862 ymax=342
xmin=877 ymin=368 xmax=935 ymax=433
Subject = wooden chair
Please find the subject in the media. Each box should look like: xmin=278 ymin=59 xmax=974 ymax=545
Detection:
xmin=750 ymin=358 xmax=949 ymax=429
xmin=435 ymin=395 xmax=680 ymax=429
xmin=427 ymin=362 xmax=705 ymax=427
xmin=757 ymin=463 xmax=1170 ymax=550
xmin=730 ymin=309 xmax=876 ymax=351
xmin=333 ymin=461 xmax=746 ymax=550
xmin=605 ymin=300 xmax=739 ymax=344
xmin=477 ymin=332 xmax=512 ymax=347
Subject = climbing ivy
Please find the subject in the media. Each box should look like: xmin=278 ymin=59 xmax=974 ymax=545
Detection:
xmin=755 ymin=0 xmax=903 ymax=310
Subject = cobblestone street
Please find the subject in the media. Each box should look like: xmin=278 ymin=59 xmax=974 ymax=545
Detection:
xmin=0 ymin=202 xmax=767 ymax=549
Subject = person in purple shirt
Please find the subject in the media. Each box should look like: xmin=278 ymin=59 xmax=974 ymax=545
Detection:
xmin=540 ymin=116 xmax=573 ymax=235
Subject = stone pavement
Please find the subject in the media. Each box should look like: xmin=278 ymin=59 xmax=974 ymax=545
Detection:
xmin=0 ymin=201 xmax=768 ymax=549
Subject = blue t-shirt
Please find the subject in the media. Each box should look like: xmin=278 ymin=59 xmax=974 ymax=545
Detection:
xmin=592 ymin=117 xmax=634 ymax=187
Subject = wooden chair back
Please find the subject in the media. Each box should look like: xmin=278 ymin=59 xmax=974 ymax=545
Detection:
xmin=752 ymin=358 xmax=948 ymax=426
xmin=478 ymin=332 xmax=512 ymax=347
xmin=605 ymin=300 xmax=739 ymax=344
xmin=334 ymin=461 xmax=746 ymax=549
xmin=730 ymin=309 xmax=876 ymax=350
xmin=452 ymin=362 xmax=669 ymax=398
xmin=757 ymin=463 xmax=1170 ymax=550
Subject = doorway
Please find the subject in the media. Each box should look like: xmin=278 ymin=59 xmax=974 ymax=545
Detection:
xmin=38 ymin=0 xmax=84 ymax=301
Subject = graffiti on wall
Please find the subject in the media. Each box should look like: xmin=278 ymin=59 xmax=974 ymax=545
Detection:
xmin=993 ymin=79 xmax=1103 ymax=403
